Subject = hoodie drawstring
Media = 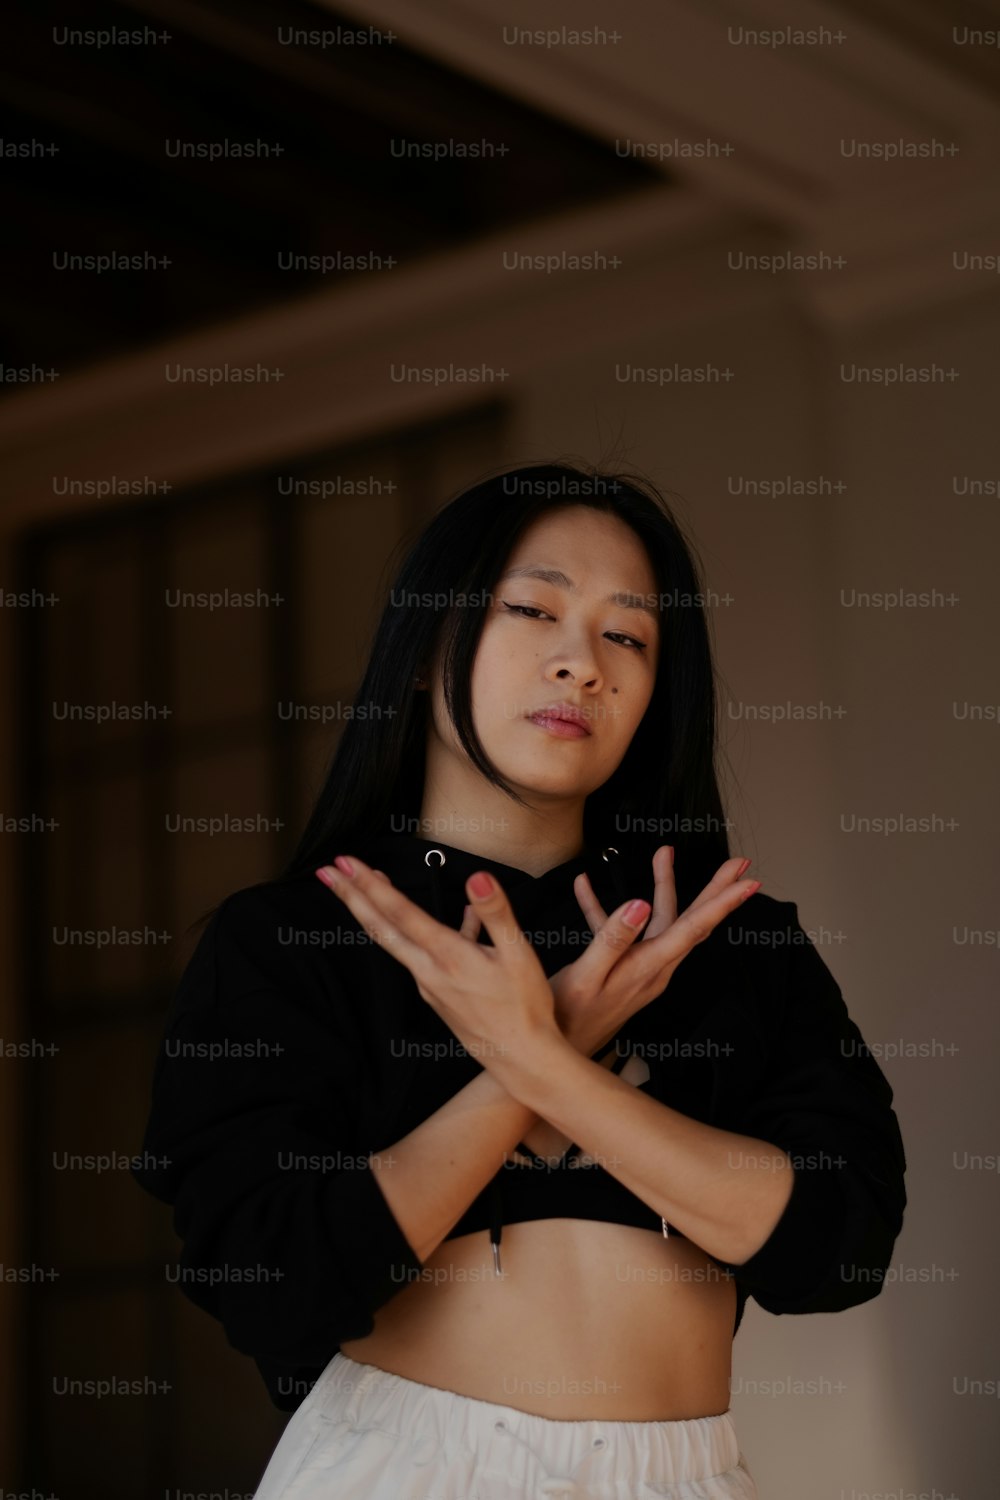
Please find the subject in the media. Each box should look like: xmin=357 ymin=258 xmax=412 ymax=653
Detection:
xmin=491 ymin=1416 xmax=608 ymax=1497
xmin=424 ymin=846 xmax=446 ymax=922
xmin=419 ymin=844 xmax=671 ymax=1276
xmin=424 ymin=847 xmax=509 ymax=1275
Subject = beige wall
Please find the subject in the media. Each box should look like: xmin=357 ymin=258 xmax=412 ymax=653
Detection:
xmin=510 ymin=293 xmax=1000 ymax=1494
xmin=0 ymin=528 xmax=24 ymax=1471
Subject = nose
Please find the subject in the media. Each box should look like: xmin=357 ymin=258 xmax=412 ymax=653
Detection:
xmin=550 ymin=637 xmax=602 ymax=689
xmin=554 ymin=664 xmax=600 ymax=687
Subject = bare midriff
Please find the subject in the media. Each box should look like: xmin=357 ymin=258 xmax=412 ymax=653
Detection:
xmin=339 ymin=1217 xmax=737 ymax=1420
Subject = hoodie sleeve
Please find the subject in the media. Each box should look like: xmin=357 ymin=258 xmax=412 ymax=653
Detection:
xmin=131 ymin=882 xmax=425 ymax=1410
xmin=709 ymin=901 xmax=907 ymax=1316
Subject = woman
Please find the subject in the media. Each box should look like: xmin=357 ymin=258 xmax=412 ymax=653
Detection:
xmin=133 ymin=463 xmax=907 ymax=1499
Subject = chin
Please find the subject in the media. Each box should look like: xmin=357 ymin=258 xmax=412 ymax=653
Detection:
xmin=499 ymin=760 xmax=596 ymax=797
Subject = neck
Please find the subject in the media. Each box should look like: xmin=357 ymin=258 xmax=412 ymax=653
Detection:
xmin=416 ymin=769 xmax=585 ymax=879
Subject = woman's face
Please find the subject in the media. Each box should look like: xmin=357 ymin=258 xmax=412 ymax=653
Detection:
xmin=429 ymin=506 xmax=662 ymax=806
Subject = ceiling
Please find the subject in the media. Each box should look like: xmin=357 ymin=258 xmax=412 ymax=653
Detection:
xmin=2 ymin=0 xmax=1000 ymax=502
xmin=1 ymin=0 xmax=664 ymax=386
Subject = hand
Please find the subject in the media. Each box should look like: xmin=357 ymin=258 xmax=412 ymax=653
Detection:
xmin=315 ymin=855 xmax=560 ymax=1071
xmin=460 ymin=846 xmax=760 ymax=1059
xmin=561 ymin=845 xmax=759 ymax=1054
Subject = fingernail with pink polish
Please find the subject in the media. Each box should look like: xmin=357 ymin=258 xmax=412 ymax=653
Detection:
xmin=624 ymin=900 xmax=651 ymax=927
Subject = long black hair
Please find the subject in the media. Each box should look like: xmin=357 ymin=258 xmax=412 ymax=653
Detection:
xmin=275 ymin=460 xmax=733 ymax=908
xmin=185 ymin=456 xmax=734 ymax=936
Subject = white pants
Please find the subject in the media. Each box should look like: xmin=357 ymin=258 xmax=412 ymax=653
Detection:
xmin=252 ymin=1351 xmax=759 ymax=1499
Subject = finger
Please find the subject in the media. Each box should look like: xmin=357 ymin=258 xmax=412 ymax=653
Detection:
xmin=378 ymin=869 xmax=480 ymax=944
xmin=458 ymin=902 xmax=483 ymax=943
xmin=572 ymin=871 xmax=608 ymax=936
xmin=315 ymin=857 xmax=450 ymax=978
xmin=563 ymin=893 xmax=653 ymax=994
xmin=642 ymin=844 xmax=676 ymax=940
xmin=464 ymin=872 xmax=534 ymax=965
xmin=683 ymin=856 xmax=755 ymax=916
xmin=605 ymin=862 xmax=759 ymax=994
xmin=667 ymin=874 xmax=761 ymax=953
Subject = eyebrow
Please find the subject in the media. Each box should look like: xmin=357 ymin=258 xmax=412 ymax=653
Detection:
xmin=497 ymin=565 xmax=660 ymax=622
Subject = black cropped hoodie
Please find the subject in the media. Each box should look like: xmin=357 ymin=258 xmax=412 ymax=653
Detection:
xmin=132 ymin=830 xmax=908 ymax=1411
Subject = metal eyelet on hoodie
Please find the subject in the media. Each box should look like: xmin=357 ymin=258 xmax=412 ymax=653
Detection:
xmin=423 ymin=847 xmax=446 ymax=923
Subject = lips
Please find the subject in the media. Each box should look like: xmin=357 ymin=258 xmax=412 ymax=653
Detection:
xmin=527 ymin=705 xmax=593 ymax=736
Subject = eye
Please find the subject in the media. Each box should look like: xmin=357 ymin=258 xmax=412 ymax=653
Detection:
xmin=502 ymin=602 xmax=548 ymax=620
xmin=605 ymin=632 xmax=647 ymax=652
xmin=500 ymin=601 xmax=647 ymax=652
